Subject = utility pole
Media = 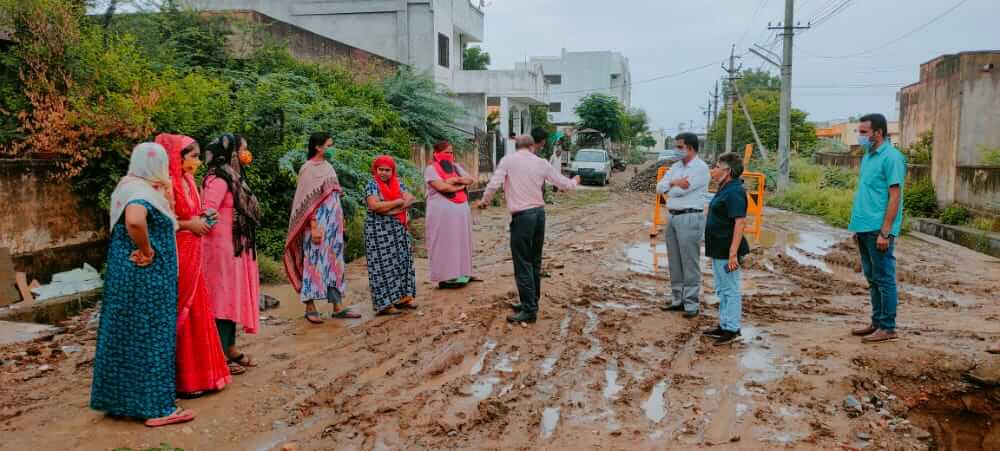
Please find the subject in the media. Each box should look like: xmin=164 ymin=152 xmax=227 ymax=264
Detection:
xmin=722 ymin=45 xmax=742 ymax=154
xmin=769 ymin=0 xmax=809 ymax=191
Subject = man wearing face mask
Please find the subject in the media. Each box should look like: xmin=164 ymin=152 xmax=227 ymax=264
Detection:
xmin=848 ymin=113 xmax=906 ymax=344
xmin=656 ymin=133 xmax=711 ymax=318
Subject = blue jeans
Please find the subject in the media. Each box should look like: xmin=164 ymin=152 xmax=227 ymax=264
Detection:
xmin=711 ymin=259 xmax=742 ymax=333
xmin=856 ymin=232 xmax=897 ymax=332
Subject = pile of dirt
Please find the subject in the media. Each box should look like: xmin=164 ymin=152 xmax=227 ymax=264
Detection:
xmin=625 ymin=160 xmax=673 ymax=192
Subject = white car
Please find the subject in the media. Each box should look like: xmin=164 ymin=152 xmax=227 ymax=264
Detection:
xmin=570 ymin=149 xmax=612 ymax=185
xmin=657 ymin=149 xmax=683 ymax=162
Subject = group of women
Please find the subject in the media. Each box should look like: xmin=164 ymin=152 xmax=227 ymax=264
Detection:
xmin=89 ymin=133 xmax=477 ymax=427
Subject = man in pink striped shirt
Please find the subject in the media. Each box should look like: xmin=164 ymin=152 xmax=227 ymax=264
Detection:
xmin=477 ymin=135 xmax=580 ymax=324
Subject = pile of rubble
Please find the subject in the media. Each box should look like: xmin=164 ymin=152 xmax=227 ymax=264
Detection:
xmin=624 ymin=159 xmax=673 ymax=192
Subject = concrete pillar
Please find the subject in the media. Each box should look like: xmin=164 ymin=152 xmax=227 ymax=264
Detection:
xmin=512 ymin=107 xmax=522 ymax=138
xmin=499 ymin=97 xmax=511 ymax=157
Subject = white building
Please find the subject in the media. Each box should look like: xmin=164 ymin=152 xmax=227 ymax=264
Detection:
xmin=526 ymin=49 xmax=631 ymax=127
xmin=194 ymin=0 xmax=547 ymax=142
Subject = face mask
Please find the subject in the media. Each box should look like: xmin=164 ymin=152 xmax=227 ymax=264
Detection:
xmin=238 ymin=149 xmax=253 ymax=166
xmin=858 ymin=135 xmax=872 ymax=149
xmin=324 ymin=148 xmax=336 ymax=160
xmin=182 ymin=157 xmax=201 ymax=174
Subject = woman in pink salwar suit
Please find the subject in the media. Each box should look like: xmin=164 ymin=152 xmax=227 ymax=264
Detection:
xmin=201 ymin=133 xmax=261 ymax=374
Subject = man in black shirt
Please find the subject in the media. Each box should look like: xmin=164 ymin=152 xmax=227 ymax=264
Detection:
xmin=703 ymin=152 xmax=751 ymax=345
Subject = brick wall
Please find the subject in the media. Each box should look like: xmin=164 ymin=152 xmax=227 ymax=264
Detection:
xmin=0 ymin=160 xmax=107 ymax=282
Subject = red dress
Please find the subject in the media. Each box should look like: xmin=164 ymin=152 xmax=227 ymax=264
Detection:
xmin=175 ymin=173 xmax=232 ymax=393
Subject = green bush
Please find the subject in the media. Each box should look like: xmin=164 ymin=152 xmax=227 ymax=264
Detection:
xmin=790 ymin=158 xmax=824 ymax=185
xmin=971 ymin=217 xmax=998 ymax=233
xmin=257 ymin=254 xmax=286 ymax=285
xmin=904 ymin=178 xmax=937 ymax=218
xmin=819 ymin=167 xmax=857 ymax=190
xmin=939 ymin=205 xmax=971 ymax=225
xmin=770 ymin=183 xmax=855 ymax=228
xmin=979 ymin=145 xmax=1000 ymax=166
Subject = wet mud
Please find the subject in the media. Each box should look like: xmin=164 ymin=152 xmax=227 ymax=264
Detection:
xmin=2 ymin=176 xmax=1000 ymax=450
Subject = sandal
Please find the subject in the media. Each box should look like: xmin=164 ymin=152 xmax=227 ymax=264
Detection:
xmin=375 ymin=308 xmax=402 ymax=316
xmin=394 ymin=300 xmax=418 ymax=310
xmin=229 ymin=353 xmax=256 ymax=368
xmin=228 ymin=362 xmax=246 ymax=375
xmin=144 ymin=408 xmax=195 ymax=428
xmin=331 ymin=308 xmax=362 ymax=319
xmin=177 ymin=391 xmax=205 ymax=399
xmin=304 ymin=310 xmax=324 ymax=324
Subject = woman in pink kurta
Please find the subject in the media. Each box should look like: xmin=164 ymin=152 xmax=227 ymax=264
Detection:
xmin=201 ymin=134 xmax=261 ymax=373
xmin=424 ymin=141 xmax=476 ymax=286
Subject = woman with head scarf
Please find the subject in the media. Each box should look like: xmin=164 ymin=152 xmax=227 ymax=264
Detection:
xmin=201 ymin=134 xmax=261 ymax=373
xmin=156 ymin=133 xmax=233 ymax=392
xmin=90 ymin=143 xmax=195 ymax=427
xmin=424 ymin=140 xmax=476 ymax=288
xmin=284 ymin=132 xmax=361 ymax=324
xmin=363 ymin=155 xmax=418 ymax=315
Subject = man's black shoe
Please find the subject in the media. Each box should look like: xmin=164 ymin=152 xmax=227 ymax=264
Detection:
xmin=703 ymin=326 xmax=725 ymax=338
xmin=661 ymin=304 xmax=685 ymax=312
xmin=713 ymin=330 xmax=741 ymax=346
xmin=507 ymin=311 xmax=537 ymax=324
xmin=682 ymin=310 xmax=699 ymax=319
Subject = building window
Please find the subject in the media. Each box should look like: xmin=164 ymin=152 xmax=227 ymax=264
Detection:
xmin=548 ymin=102 xmax=562 ymax=113
xmin=544 ymin=74 xmax=562 ymax=85
xmin=438 ymin=33 xmax=450 ymax=68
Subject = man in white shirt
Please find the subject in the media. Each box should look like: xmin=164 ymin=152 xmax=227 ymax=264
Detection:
xmin=656 ymin=132 xmax=710 ymax=318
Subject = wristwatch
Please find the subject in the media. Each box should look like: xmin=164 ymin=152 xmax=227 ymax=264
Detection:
xmin=878 ymin=231 xmax=893 ymax=239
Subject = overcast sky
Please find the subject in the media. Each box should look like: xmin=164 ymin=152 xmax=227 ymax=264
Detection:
xmin=479 ymin=0 xmax=995 ymax=133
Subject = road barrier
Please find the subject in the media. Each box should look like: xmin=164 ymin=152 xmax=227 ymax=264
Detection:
xmin=649 ymin=144 xmax=765 ymax=242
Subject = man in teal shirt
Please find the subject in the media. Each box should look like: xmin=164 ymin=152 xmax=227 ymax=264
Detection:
xmin=848 ymin=113 xmax=906 ymax=344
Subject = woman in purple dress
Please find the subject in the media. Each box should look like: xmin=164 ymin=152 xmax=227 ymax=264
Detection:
xmin=424 ymin=141 xmax=475 ymax=288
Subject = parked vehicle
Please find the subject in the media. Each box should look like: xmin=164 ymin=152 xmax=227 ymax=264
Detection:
xmin=611 ymin=155 xmax=627 ymax=172
xmin=657 ymin=149 xmax=683 ymax=162
xmin=570 ymin=149 xmax=613 ymax=185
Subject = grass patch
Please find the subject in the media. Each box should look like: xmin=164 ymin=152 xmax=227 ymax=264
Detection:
xmin=939 ymin=205 xmax=971 ymax=226
xmin=556 ymin=188 xmax=610 ymax=208
xmin=258 ymin=254 xmax=286 ymax=285
xmin=771 ymin=183 xmax=855 ymax=228
xmin=971 ymin=217 xmax=999 ymax=233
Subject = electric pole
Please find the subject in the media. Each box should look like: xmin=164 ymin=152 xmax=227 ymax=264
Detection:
xmin=769 ymin=0 xmax=809 ymax=191
xmin=722 ymin=45 xmax=742 ymax=154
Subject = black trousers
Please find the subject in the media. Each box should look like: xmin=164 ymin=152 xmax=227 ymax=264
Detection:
xmin=510 ymin=207 xmax=546 ymax=313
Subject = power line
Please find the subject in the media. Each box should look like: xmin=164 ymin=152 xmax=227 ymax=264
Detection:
xmin=810 ymin=0 xmax=854 ymax=28
xmin=803 ymin=0 xmax=971 ymax=60
xmin=736 ymin=0 xmax=771 ymax=48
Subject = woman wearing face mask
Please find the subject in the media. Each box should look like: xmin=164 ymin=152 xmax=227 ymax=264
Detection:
xmin=702 ymin=152 xmax=751 ymax=346
xmin=424 ymin=140 xmax=476 ymax=288
xmin=156 ymin=133 xmax=232 ymax=393
xmin=91 ymin=143 xmax=194 ymax=427
xmin=363 ymin=155 xmax=418 ymax=315
xmin=284 ymin=132 xmax=361 ymax=324
xmin=201 ymin=134 xmax=261 ymax=373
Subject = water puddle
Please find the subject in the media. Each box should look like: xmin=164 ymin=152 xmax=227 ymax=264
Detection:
xmin=603 ymin=359 xmax=624 ymax=399
xmin=736 ymin=402 xmax=750 ymax=417
xmin=494 ymin=352 xmax=518 ymax=373
xmin=642 ymin=379 xmax=669 ymax=423
xmin=470 ymin=376 xmax=502 ymax=400
xmin=541 ymin=314 xmax=572 ymax=375
xmin=785 ymin=246 xmax=833 ymax=273
xmin=595 ymin=301 xmax=641 ymax=311
xmin=738 ymin=326 xmax=783 ymax=383
xmin=625 ymin=241 xmax=668 ymax=274
xmin=901 ymin=283 xmax=980 ymax=307
xmin=470 ymin=339 xmax=497 ymax=375
xmin=577 ymin=309 xmax=604 ymax=364
xmin=541 ymin=407 xmax=561 ymax=439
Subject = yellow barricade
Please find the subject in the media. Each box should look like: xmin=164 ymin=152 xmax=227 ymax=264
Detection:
xmin=649 ymin=166 xmax=669 ymax=237
xmin=649 ymin=144 xmax=765 ymax=242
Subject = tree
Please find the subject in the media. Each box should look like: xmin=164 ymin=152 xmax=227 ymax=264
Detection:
xmin=709 ymin=69 xmax=817 ymax=159
xmin=620 ymin=107 xmax=651 ymax=147
xmin=462 ymin=46 xmax=490 ymax=70
xmin=530 ymin=105 xmax=556 ymax=158
xmin=574 ymin=93 xmax=624 ymax=141
xmin=638 ymin=134 xmax=657 ymax=148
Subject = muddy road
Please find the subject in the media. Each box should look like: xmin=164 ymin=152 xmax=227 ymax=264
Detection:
xmin=3 ymin=176 xmax=1000 ymax=450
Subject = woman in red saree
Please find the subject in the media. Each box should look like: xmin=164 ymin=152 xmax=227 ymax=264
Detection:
xmin=157 ymin=133 xmax=233 ymax=395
